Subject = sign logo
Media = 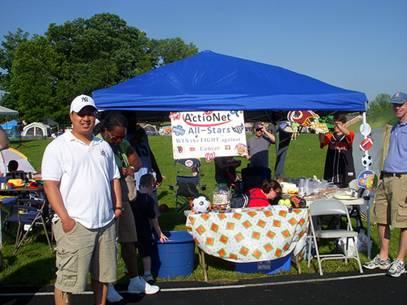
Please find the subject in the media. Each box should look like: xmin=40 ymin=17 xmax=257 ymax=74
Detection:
xmin=182 ymin=112 xmax=232 ymax=127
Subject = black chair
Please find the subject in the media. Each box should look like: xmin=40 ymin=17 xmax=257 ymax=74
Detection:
xmin=241 ymin=166 xmax=271 ymax=192
xmin=169 ymin=158 xmax=206 ymax=212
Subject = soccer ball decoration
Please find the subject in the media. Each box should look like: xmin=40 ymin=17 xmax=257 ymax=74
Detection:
xmin=362 ymin=154 xmax=372 ymax=167
xmin=191 ymin=196 xmax=210 ymax=213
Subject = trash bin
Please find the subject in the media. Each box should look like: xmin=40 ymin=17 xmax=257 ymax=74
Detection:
xmin=153 ymin=230 xmax=195 ymax=278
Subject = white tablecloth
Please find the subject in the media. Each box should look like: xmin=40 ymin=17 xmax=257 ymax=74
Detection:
xmin=186 ymin=206 xmax=308 ymax=263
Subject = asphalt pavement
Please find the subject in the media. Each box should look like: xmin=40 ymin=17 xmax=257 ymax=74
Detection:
xmin=0 ymin=271 xmax=405 ymax=305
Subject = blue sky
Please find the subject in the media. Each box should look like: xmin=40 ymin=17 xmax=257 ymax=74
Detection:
xmin=0 ymin=0 xmax=406 ymax=100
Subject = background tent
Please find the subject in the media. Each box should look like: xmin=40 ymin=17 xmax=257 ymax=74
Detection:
xmin=0 ymin=120 xmax=17 ymax=130
xmin=0 ymin=147 xmax=36 ymax=174
xmin=0 ymin=106 xmax=18 ymax=116
xmin=22 ymin=122 xmax=50 ymax=138
xmin=93 ymin=50 xmax=367 ymax=119
xmin=0 ymin=119 xmax=19 ymax=139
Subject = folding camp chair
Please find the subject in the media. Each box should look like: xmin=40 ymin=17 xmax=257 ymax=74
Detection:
xmin=5 ymin=198 xmax=52 ymax=254
xmin=307 ymin=199 xmax=363 ymax=276
xmin=169 ymin=159 xmax=206 ymax=212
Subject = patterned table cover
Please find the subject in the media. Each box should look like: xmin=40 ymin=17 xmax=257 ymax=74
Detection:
xmin=186 ymin=206 xmax=309 ymax=263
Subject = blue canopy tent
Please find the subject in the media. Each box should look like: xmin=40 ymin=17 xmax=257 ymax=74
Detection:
xmin=93 ymin=50 xmax=368 ymax=176
xmin=93 ymin=50 xmax=367 ymax=115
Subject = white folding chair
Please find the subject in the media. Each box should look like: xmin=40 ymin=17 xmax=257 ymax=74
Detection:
xmin=307 ymin=199 xmax=363 ymax=275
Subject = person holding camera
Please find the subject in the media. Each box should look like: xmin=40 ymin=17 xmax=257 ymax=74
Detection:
xmin=247 ymin=122 xmax=275 ymax=169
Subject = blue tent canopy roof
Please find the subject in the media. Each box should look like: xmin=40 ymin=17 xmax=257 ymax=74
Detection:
xmin=93 ymin=50 xmax=367 ymax=113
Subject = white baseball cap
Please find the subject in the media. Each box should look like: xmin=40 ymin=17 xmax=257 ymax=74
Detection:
xmin=70 ymin=94 xmax=97 ymax=113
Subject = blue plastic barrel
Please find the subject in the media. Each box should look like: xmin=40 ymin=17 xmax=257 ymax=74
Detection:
xmin=153 ymin=231 xmax=195 ymax=278
xmin=235 ymin=254 xmax=291 ymax=274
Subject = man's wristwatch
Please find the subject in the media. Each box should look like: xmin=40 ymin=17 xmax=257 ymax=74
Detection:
xmin=115 ymin=207 xmax=124 ymax=212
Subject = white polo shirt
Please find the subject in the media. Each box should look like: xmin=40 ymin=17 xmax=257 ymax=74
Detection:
xmin=41 ymin=130 xmax=120 ymax=229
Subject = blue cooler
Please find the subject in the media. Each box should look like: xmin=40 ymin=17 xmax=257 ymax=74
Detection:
xmin=153 ymin=231 xmax=195 ymax=278
xmin=235 ymin=254 xmax=291 ymax=274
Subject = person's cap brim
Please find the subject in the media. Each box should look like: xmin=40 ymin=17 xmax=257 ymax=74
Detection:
xmin=76 ymin=105 xmax=97 ymax=115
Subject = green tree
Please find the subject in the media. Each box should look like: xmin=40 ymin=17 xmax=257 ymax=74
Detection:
xmin=367 ymin=93 xmax=395 ymax=126
xmin=150 ymin=37 xmax=198 ymax=66
xmin=1 ymin=13 xmax=198 ymax=123
xmin=0 ymin=28 xmax=30 ymax=87
xmin=0 ymin=28 xmax=30 ymax=108
xmin=10 ymin=36 xmax=61 ymax=122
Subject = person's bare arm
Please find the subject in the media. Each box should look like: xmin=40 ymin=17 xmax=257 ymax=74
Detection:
xmin=44 ymin=180 xmax=75 ymax=233
xmin=150 ymin=218 xmax=168 ymax=242
xmin=319 ymin=133 xmax=326 ymax=145
xmin=335 ymin=121 xmax=350 ymax=136
xmin=111 ymin=178 xmax=122 ymax=218
xmin=263 ymin=127 xmax=276 ymax=143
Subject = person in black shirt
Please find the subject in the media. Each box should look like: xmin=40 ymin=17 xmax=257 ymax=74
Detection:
xmin=132 ymin=174 xmax=168 ymax=282
xmin=214 ymin=156 xmax=241 ymax=187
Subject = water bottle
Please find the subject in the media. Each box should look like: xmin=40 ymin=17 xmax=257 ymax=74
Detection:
xmin=304 ymin=178 xmax=310 ymax=196
xmin=298 ymin=178 xmax=305 ymax=197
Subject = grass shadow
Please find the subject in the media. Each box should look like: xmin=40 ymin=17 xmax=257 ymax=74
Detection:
xmin=0 ymin=255 xmax=55 ymax=288
xmin=159 ymin=207 xmax=187 ymax=231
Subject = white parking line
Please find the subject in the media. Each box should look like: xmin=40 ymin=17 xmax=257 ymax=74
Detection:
xmin=0 ymin=272 xmax=386 ymax=297
xmin=162 ymin=272 xmax=385 ymax=292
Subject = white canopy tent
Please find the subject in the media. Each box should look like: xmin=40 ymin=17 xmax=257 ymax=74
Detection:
xmin=0 ymin=106 xmax=18 ymax=116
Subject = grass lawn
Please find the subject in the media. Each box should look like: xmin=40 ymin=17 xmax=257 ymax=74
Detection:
xmin=0 ymin=111 xmax=400 ymax=285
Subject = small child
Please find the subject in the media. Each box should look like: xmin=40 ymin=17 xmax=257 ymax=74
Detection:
xmin=6 ymin=160 xmax=26 ymax=180
xmin=247 ymin=179 xmax=282 ymax=208
xmin=131 ymin=173 xmax=168 ymax=282
xmin=319 ymin=113 xmax=355 ymax=187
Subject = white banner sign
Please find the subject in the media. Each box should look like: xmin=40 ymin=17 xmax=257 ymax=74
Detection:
xmin=170 ymin=111 xmax=247 ymax=160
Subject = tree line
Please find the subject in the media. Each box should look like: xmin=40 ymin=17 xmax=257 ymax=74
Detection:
xmin=0 ymin=13 xmax=198 ymax=124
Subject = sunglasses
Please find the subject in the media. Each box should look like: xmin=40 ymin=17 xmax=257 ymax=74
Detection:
xmin=256 ymin=128 xmax=263 ymax=132
xmin=107 ymin=132 xmax=125 ymax=142
xmin=76 ymin=110 xmax=97 ymax=117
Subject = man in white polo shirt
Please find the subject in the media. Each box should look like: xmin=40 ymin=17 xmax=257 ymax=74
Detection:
xmin=42 ymin=95 xmax=122 ymax=305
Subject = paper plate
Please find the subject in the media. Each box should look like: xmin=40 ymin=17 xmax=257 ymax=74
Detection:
xmin=334 ymin=193 xmax=359 ymax=200
xmin=357 ymin=169 xmax=378 ymax=189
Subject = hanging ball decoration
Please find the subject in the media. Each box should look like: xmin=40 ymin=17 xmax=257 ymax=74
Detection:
xmin=362 ymin=154 xmax=372 ymax=167
xmin=359 ymin=137 xmax=374 ymax=152
xmin=360 ymin=123 xmax=372 ymax=137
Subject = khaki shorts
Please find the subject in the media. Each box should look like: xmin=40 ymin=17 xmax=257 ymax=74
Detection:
xmin=53 ymin=219 xmax=117 ymax=293
xmin=373 ymin=175 xmax=407 ymax=228
xmin=117 ymin=200 xmax=138 ymax=243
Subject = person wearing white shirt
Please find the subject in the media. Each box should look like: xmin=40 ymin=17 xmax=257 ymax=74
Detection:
xmin=42 ymin=95 xmax=121 ymax=305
